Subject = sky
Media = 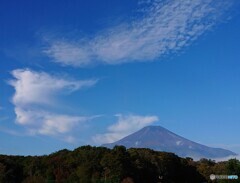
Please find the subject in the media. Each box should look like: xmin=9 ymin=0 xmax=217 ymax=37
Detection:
xmin=0 ymin=0 xmax=240 ymax=156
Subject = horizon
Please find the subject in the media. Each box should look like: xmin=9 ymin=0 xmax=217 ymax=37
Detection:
xmin=1 ymin=0 xmax=240 ymax=158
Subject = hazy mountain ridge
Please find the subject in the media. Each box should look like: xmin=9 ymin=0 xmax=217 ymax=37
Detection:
xmin=102 ymin=126 xmax=237 ymax=159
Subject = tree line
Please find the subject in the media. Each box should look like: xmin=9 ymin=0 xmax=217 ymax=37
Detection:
xmin=0 ymin=145 xmax=239 ymax=183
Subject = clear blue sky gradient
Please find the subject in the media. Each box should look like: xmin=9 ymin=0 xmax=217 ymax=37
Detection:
xmin=0 ymin=0 xmax=240 ymax=155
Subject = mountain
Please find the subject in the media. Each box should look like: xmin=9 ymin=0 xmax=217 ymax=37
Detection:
xmin=102 ymin=126 xmax=237 ymax=159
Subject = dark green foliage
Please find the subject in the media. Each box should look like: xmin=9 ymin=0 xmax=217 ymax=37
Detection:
xmin=0 ymin=146 xmax=238 ymax=183
xmin=196 ymin=158 xmax=240 ymax=183
xmin=226 ymin=159 xmax=240 ymax=175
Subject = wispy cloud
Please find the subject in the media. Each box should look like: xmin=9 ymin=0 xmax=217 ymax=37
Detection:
xmin=44 ymin=0 xmax=233 ymax=67
xmin=14 ymin=108 xmax=91 ymax=136
xmin=0 ymin=126 xmax=26 ymax=136
xmin=214 ymin=155 xmax=240 ymax=162
xmin=93 ymin=114 xmax=159 ymax=144
xmin=9 ymin=69 xmax=97 ymax=106
xmin=8 ymin=69 xmax=97 ymax=141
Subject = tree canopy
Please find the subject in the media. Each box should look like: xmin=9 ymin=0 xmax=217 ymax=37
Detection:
xmin=0 ymin=146 xmax=239 ymax=183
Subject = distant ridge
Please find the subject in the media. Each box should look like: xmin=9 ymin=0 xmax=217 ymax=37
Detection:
xmin=102 ymin=125 xmax=237 ymax=159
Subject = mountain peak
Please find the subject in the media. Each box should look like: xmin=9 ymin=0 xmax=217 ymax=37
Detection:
xmin=141 ymin=125 xmax=167 ymax=130
xmin=103 ymin=125 xmax=237 ymax=159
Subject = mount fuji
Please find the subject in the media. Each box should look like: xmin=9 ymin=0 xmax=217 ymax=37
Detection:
xmin=102 ymin=126 xmax=237 ymax=159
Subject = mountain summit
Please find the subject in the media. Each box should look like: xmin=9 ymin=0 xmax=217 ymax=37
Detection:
xmin=102 ymin=126 xmax=237 ymax=159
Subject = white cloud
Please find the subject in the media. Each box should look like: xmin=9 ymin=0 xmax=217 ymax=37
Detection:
xmin=9 ymin=69 xmax=97 ymax=106
xmin=44 ymin=0 xmax=233 ymax=67
xmin=14 ymin=107 xmax=90 ymax=136
xmin=44 ymin=41 xmax=93 ymax=67
xmin=214 ymin=155 xmax=240 ymax=162
xmin=93 ymin=114 xmax=159 ymax=144
xmin=9 ymin=69 xmax=97 ymax=140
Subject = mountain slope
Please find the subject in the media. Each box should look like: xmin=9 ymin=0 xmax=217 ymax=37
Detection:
xmin=102 ymin=126 xmax=237 ymax=159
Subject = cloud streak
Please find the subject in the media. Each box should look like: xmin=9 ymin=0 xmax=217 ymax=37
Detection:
xmin=93 ymin=114 xmax=159 ymax=144
xmin=9 ymin=69 xmax=97 ymax=140
xmin=214 ymin=155 xmax=240 ymax=162
xmin=44 ymin=0 xmax=233 ymax=67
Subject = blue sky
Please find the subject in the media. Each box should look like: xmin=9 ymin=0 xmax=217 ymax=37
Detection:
xmin=0 ymin=0 xmax=240 ymax=156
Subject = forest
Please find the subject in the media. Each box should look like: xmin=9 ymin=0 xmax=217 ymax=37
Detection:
xmin=0 ymin=145 xmax=239 ymax=183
